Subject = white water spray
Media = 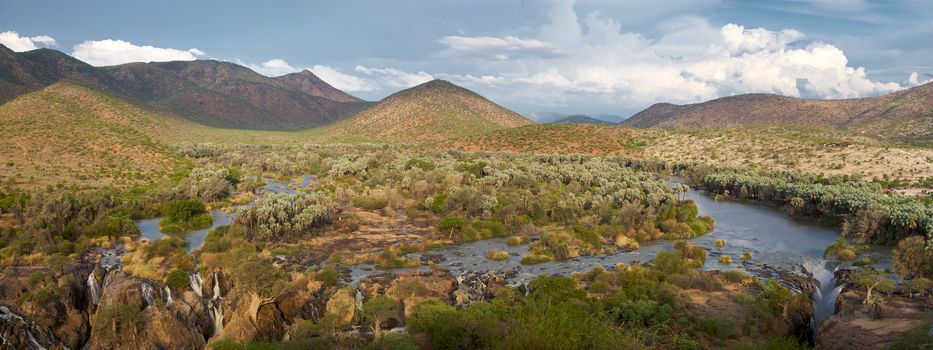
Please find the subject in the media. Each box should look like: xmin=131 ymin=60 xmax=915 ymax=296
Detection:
xmin=189 ymin=272 xmax=204 ymax=297
xmin=87 ymin=271 xmax=102 ymax=305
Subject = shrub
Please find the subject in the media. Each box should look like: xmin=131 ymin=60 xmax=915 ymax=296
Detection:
xmin=353 ymin=196 xmax=388 ymax=210
xmin=892 ymin=236 xmax=933 ymax=279
xmin=521 ymin=253 xmax=555 ymax=265
xmin=485 ymin=249 xmax=509 ymax=261
xmin=741 ymin=251 xmax=753 ymax=260
xmin=887 ymin=325 xmax=933 ymax=350
xmin=507 ymin=235 xmax=530 ymax=246
xmin=719 ymin=255 xmax=733 ymax=264
xmin=714 ymin=239 xmax=726 ymax=247
xmin=314 ymin=267 xmax=340 ymax=287
xmin=655 ymin=251 xmax=688 ymax=275
xmin=165 ymin=269 xmax=190 ymax=290
xmin=473 ymin=220 xmax=508 ymax=239
xmin=824 ymin=237 xmax=857 ymax=261
xmin=437 ymin=216 xmax=465 ymax=237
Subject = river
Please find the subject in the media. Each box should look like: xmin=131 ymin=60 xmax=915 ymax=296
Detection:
xmin=134 ymin=174 xmax=888 ymax=330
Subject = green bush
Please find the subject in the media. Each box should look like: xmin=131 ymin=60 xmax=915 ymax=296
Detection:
xmin=438 ymin=216 xmax=465 ymax=235
xmin=165 ymin=269 xmax=190 ymax=290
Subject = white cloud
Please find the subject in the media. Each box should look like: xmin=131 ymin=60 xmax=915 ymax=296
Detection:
xmin=244 ymin=58 xmax=302 ymax=76
xmin=354 ymin=66 xmax=434 ymax=89
xmin=309 ymin=65 xmax=379 ymax=92
xmin=907 ymin=71 xmax=933 ymax=87
xmin=434 ymin=2 xmax=903 ymax=110
xmin=71 ymin=39 xmax=204 ymax=66
xmin=438 ymin=35 xmax=564 ymax=60
xmin=0 ymin=31 xmax=57 ymax=51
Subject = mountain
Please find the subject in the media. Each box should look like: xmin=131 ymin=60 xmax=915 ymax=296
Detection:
xmin=623 ymin=83 xmax=933 ymax=143
xmin=548 ymin=115 xmax=615 ymax=125
xmin=0 ymin=44 xmax=371 ymax=130
xmin=273 ymin=70 xmax=363 ymax=103
xmin=326 ymin=80 xmax=533 ymax=143
xmin=528 ymin=111 xmax=624 ymax=123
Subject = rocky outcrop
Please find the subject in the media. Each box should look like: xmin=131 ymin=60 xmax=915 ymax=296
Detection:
xmin=817 ymin=287 xmax=933 ymax=350
xmin=86 ymin=272 xmax=217 ymax=349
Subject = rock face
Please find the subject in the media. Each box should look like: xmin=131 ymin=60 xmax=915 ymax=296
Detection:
xmin=87 ymin=272 xmax=215 ymax=350
xmin=0 ymin=268 xmax=92 ymax=350
xmin=817 ymin=287 xmax=933 ymax=350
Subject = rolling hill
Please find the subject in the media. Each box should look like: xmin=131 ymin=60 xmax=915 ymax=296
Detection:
xmin=624 ymin=83 xmax=933 ymax=144
xmin=0 ymin=82 xmax=192 ymax=188
xmin=0 ymin=44 xmax=370 ymax=130
xmin=326 ymin=80 xmax=533 ymax=143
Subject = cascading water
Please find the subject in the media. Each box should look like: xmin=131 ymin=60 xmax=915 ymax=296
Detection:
xmin=189 ymin=272 xmax=204 ymax=297
xmin=87 ymin=271 xmax=102 ymax=305
xmin=0 ymin=305 xmax=60 ymax=350
xmin=164 ymin=286 xmax=174 ymax=306
xmin=804 ymin=259 xmax=844 ymax=337
xmin=211 ymin=272 xmax=222 ymax=300
xmin=355 ymin=288 xmax=364 ymax=310
xmin=207 ymin=272 xmax=225 ymax=337
xmin=209 ymin=302 xmax=224 ymax=337
xmin=141 ymin=283 xmax=157 ymax=307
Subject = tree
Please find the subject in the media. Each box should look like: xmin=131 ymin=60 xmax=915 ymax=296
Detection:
xmin=851 ymin=268 xmax=896 ymax=306
xmin=361 ymin=295 xmax=398 ymax=341
xmin=225 ymin=249 xmax=288 ymax=323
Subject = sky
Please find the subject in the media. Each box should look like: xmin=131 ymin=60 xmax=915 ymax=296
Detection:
xmin=2 ymin=0 xmax=932 ymax=119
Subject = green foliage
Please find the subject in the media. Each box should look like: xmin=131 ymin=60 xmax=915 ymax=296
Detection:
xmin=373 ymin=332 xmax=418 ymax=350
xmin=888 ymin=324 xmax=933 ymax=350
xmin=165 ymin=269 xmax=190 ymax=290
xmin=209 ymin=340 xmax=280 ymax=350
xmin=313 ymin=266 xmax=340 ymax=287
xmin=438 ymin=215 xmax=465 ymax=234
xmin=95 ymin=305 xmax=145 ymax=347
xmin=160 ymin=199 xmax=211 ymax=233
xmin=824 ymin=237 xmax=857 ymax=261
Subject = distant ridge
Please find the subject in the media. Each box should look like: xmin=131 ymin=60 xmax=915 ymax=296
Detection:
xmin=548 ymin=115 xmax=615 ymax=125
xmin=0 ymin=44 xmax=371 ymax=130
xmin=327 ymin=79 xmax=533 ymax=143
xmin=623 ymin=84 xmax=933 ymax=142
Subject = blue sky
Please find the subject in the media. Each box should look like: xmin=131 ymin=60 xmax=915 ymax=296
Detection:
xmin=2 ymin=0 xmax=931 ymax=118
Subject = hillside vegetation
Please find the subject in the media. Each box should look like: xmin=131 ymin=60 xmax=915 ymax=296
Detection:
xmin=326 ymin=80 xmax=533 ymax=143
xmin=624 ymin=83 xmax=933 ymax=145
xmin=440 ymin=124 xmax=933 ymax=182
xmin=0 ymin=82 xmax=189 ymax=188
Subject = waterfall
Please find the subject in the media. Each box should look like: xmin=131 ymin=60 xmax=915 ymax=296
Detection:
xmin=212 ymin=272 xmax=222 ymax=300
xmin=209 ymin=302 xmax=224 ymax=337
xmin=141 ymin=283 xmax=157 ymax=307
xmin=189 ymin=272 xmax=204 ymax=297
xmin=87 ymin=271 xmax=102 ymax=305
xmin=804 ymin=259 xmax=843 ymax=337
xmin=0 ymin=305 xmax=60 ymax=350
xmin=207 ymin=271 xmax=225 ymax=337
xmin=164 ymin=286 xmax=174 ymax=306
xmin=355 ymin=288 xmax=364 ymax=310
